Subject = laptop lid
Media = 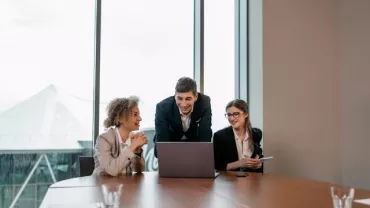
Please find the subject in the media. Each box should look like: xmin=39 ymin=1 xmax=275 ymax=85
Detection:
xmin=156 ymin=142 xmax=218 ymax=178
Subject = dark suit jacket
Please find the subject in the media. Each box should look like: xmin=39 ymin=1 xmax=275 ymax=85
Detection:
xmin=213 ymin=126 xmax=263 ymax=173
xmin=153 ymin=93 xmax=212 ymax=157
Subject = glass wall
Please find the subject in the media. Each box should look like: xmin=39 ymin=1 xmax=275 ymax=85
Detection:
xmin=204 ymin=0 xmax=235 ymax=132
xmin=0 ymin=0 xmax=247 ymax=206
xmin=99 ymin=0 xmax=193 ymax=171
xmin=0 ymin=0 xmax=94 ymax=207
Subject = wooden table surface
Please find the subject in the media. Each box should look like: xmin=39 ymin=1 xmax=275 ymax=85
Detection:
xmin=40 ymin=171 xmax=370 ymax=208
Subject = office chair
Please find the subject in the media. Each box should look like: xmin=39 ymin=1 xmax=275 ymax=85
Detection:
xmin=78 ymin=156 xmax=95 ymax=176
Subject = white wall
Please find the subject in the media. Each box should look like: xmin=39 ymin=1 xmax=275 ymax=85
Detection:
xmin=339 ymin=0 xmax=370 ymax=189
xmin=262 ymin=0 xmax=342 ymax=184
xmin=261 ymin=0 xmax=370 ymax=189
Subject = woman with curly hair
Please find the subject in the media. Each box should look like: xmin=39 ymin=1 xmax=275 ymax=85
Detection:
xmin=93 ymin=96 xmax=147 ymax=176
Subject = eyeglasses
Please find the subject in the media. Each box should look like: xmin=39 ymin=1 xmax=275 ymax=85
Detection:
xmin=224 ymin=112 xmax=241 ymax=119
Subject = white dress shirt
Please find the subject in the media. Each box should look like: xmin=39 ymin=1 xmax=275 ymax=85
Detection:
xmin=115 ymin=128 xmax=134 ymax=174
xmin=233 ymin=129 xmax=253 ymax=160
xmin=179 ymin=107 xmax=193 ymax=140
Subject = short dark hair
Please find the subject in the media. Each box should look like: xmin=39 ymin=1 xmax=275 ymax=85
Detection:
xmin=175 ymin=77 xmax=197 ymax=95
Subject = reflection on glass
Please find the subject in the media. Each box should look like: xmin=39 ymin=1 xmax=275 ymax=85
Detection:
xmin=0 ymin=0 xmax=94 ymax=207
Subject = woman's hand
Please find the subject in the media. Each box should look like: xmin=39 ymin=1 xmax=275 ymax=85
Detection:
xmin=251 ymin=155 xmax=262 ymax=169
xmin=130 ymin=133 xmax=148 ymax=152
xmin=239 ymin=156 xmax=260 ymax=168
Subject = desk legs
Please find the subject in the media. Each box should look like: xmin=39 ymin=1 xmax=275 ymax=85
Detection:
xmin=9 ymin=153 xmax=57 ymax=208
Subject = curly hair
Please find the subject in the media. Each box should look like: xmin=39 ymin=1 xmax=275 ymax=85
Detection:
xmin=103 ymin=96 xmax=139 ymax=128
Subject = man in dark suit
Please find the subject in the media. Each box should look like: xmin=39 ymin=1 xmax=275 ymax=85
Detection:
xmin=153 ymin=77 xmax=212 ymax=157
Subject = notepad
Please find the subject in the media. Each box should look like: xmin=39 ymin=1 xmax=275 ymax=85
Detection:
xmin=354 ymin=198 xmax=370 ymax=205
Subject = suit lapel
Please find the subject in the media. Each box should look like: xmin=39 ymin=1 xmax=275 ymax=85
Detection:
xmin=112 ymin=128 xmax=121 ymax=157
xmin=251 ymin=130 xmax=260 ymax=158
xmin=226 ymin=127 xmax=239 ymax=161
xmin=171 ymin=100 xmax=183 ymax=131
xmin=190 ymin=98 xmax=200 ymax=122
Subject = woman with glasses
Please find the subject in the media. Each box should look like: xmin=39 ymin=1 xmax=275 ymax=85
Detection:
xmin=213 ymin=99 xmax=263 ymax=172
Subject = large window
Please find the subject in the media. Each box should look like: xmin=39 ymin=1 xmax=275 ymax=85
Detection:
xmin=0 ymin=0 xmax=248 ymax=206
xmin=0 ymin=1 xmax=94 ymax=207
xmin=204 ymin=0 xmax=235 ymax=132
xmin=99 ymin=0 xmax=193 ymax=170
xmin=100 ymin=0 xmax=193 ymax=132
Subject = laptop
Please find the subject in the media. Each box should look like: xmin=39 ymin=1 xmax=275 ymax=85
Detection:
xmin=156 ymin=142 xmax=219 ymax=178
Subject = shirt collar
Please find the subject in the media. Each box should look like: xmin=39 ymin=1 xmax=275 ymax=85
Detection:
xmin=115 ymin=127 xmax=131 ymax=145
xmin=179 ymin=106 xmax=194 ymax=117
xmin=232 ymin=128 xmax=249 ymax=141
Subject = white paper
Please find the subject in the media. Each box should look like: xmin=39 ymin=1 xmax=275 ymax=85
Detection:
xmin=354 ymin=198 xmax=370 ymax=205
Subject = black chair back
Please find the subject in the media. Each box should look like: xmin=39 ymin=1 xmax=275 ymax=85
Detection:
xmin=79 ymin=156 xmax=95 ymax=176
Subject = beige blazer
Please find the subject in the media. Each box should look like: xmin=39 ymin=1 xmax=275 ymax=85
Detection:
xmin=93 ymin=128 xmax=145 ymax=176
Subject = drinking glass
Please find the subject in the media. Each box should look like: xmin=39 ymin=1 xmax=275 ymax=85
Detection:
xmin=330 ymin=186 xmax=355 ymax=208
xmin=101 ymin=184 xmax=123 ymax=208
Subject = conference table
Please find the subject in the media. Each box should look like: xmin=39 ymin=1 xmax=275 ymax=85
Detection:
xmin=40 ymin=171 xmax=370 ymax=208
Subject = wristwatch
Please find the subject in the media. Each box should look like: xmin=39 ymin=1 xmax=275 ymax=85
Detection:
xmin=134 ymin=149 xmax=143 ymax=157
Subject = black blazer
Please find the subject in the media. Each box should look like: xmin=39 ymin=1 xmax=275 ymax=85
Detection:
xmin=213 ymin=126 xmax=263 ymax=173
xmin=153 ymin=93 xmax=213 ymax=157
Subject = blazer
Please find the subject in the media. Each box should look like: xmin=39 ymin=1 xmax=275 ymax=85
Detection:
xmin=153 ymin=93 xmax=213 ymax=157
xmin=93 ymin=128 xmax=145 ymax=176
xmin=213 ymin=126 xmax=263 ymax=173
